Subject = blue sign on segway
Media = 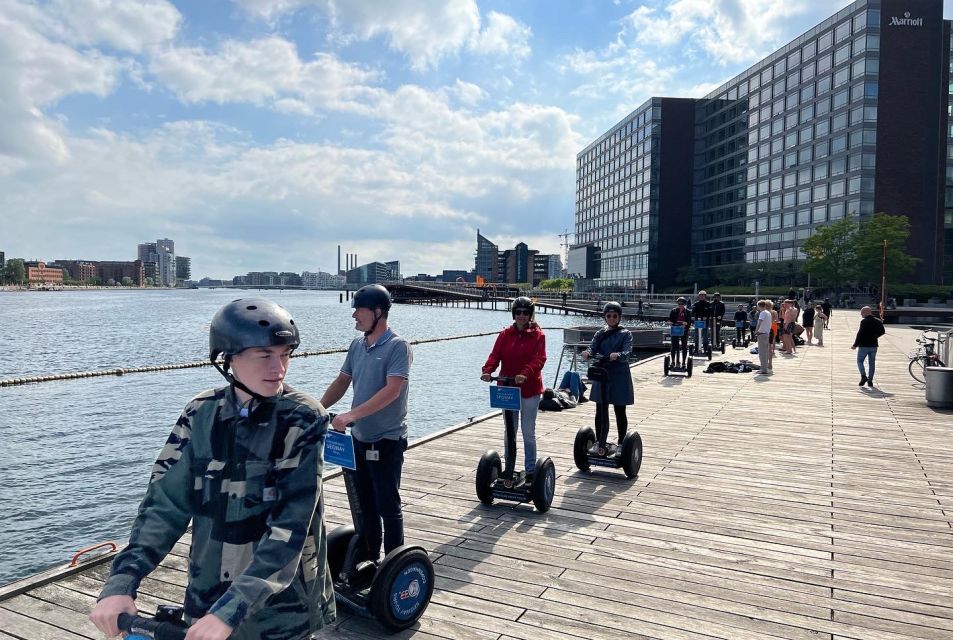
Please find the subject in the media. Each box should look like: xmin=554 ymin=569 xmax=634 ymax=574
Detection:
xmin=325 ymin=430 xmax=357 ymax=470
xmin=489 ymin=385 xmax=521 ymax=411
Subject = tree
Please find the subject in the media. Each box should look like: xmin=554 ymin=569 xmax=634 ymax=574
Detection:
xmin=539 ymin=278 xmax=573 ymax=290
xmin=853 ymin=212 xmax=918 ymax=286
xmin=121 ymin=276 xmax=134 ymax=286
xmin=801 ymin=219 xmax=857 ymax=292
xmin=3 ymin=259 xmax=26 ymax=285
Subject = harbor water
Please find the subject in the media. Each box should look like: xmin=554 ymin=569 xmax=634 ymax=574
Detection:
xmin=0 ymin=288 xmax=633 ymax=585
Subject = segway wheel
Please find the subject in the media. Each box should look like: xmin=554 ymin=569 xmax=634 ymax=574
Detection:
xmin=531 ymin=457 xmax=557 ymax=513
xmin=620 ymin=431 xmax=643 ymax=479
xmin=326 ymin=524 xmax=357 ymax=581
xmin=475 ymin=450 xmax=501 ymax=505
xmin=573 ymin=427 xmax=595 ymax=472
xmin=686 ymin=358 xmax=693 ymax=378
xmin=663 ymin=355 xmax=670 ymax=377
xmin=369 ymin=546 xmax=435 ymax=631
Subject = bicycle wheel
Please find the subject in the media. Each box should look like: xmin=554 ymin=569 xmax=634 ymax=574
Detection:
xmin=908 ymin=357 xmax=926 ymax=383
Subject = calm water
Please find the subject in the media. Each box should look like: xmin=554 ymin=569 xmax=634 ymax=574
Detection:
xmin=0 ymin=289 xmax=600 ymax=585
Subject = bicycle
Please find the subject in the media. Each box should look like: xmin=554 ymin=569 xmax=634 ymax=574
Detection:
xmin=908 ymin=332 xmax=945 ymax=383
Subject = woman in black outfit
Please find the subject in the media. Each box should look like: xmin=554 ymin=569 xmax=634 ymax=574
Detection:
xmin=802 ymin=304 xmax=816 ymax=344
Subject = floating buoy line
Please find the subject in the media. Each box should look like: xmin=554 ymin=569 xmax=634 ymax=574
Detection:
xmin=0 ymin=330 xmax=516 ymax=387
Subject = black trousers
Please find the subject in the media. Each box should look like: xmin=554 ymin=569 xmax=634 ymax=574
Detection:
xmin=594 ymin=404 xmax=628 ymax=447
xmin=353 ymin=437 xmax=407 ymax=557
xmin=670 ymin=334 xmax=688 ymax=362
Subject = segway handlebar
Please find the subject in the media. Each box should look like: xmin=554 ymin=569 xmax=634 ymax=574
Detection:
xmin=485 ymin=375 xmax=516 ymax=384
xmin=117 ymin=610 xmax=187 ymax=640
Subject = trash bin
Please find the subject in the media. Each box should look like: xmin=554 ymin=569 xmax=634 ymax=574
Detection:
xmin=924 ymin=367 xmax=953 ymax=408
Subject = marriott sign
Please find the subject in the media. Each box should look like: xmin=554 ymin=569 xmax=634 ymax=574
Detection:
xmin=889 ymin=11 xmax=923 ymax=27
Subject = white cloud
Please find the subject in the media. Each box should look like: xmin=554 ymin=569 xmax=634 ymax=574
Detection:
xmin=232 ymin=0 xmax=531 ymax=70
xmin=149 ymin=37 xmax=381 ymax=113
xmin=46 ymin=0 xmax=181 ymax=53
xmin=0 ymin=1 xmax=127 ymax=166
xmin=624 ymin=0 xmax=812 ymax=65
xmin=448 ymin=79 xmax=486 ymax=107
xmin=469 ymin=11 xmax=532 ymax=60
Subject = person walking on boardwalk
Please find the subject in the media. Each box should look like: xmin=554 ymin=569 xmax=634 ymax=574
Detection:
xmin=582 ymin=302 xmax=634 ymax=457
xmin=481 ymin=297 xmax=546 ymax=488
xmin=852 ymin=305 xmax=885 ymax=387
xmin=813 ymin=304 xmax=827 ymax=346
xmin=320 ymin=284 xmax=412 ymax=562
xmin=90 ymin=299 xmax=335 ymax=640
xmin=754 ymin=300 xmax=773 ymax=375
xmin=802 ymin=303 xmax=816 ymax=345
xmin=668 ymin=297 xmax=692 ymax=365
xmin=822 ymin=298 xmax=832 ymax=327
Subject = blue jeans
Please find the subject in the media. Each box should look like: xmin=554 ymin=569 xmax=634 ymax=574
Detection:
xmin=353 ymin=437 xmax=407 ymax=557
xmin=856 ymin=347 xmax=877 ymax=380
xmin=502 ymin=395 xmax=540 ymax=476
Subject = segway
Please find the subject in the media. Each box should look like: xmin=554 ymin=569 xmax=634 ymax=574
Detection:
xmin=663 ymin=324 xmax=693 ymax=377
xmin=712 ymin=319 xmax=727 ymax=354
xmin=325 ymin=424 xmax=435 ymax=631
xmin=475 ymin=376 xmax=557 ymax=512
xmin=691 ymin=319 xmax=714 ymax=360
xmin=572 ymin=355 xmax=644 ymax=478
xmin=731 ymin=320 xmax=751 ymax=349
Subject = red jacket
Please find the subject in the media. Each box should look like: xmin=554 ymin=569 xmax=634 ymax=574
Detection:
xmin=482 ymin=324 xmax=546 ymax=398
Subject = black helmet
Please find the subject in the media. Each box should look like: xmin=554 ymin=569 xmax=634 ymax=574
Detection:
xmin=352 ymin=284 xmax=392 ymax=312
xmin=603 ymin=301 xmax=623 ymax=316
xmin=511 ymin=296 xmax=534 ymax=318
xmin=209 ymin=298 xmax=299 ymax=362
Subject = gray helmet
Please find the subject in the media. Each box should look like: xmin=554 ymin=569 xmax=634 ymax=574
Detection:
xmin=351 ymin=284 xmax=392 ymax=312
xmin=209 ymin=298 xmax=300 ymax=362
xmin=603 ymin=301 xmax=623 ymax=317
xmin=511 ymin=296 xmax=534 ymax=318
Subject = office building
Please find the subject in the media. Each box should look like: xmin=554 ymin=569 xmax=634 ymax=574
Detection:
xmin=345 ymin=261 xmax=400 ymax=285
xmin=175 ymin=256 xmax=191 ymax=282
xmin=475 ymin=230 xmax=500 ymax=282
xmin=575 ymin=0 xmax=951 ymax=288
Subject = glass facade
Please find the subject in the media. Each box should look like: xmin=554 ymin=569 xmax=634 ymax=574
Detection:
xmin=574 ymin=100 xmax=662 ymax=288
xmin=695 ymin=4 xmax=880 ymax=267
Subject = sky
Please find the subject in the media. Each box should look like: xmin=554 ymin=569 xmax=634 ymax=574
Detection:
xmin=2 ymin=0 xmax=951 ymax=280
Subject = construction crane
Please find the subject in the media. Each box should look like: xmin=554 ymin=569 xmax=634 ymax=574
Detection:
xmin=558 ymin=229 xmax=573 ymax=278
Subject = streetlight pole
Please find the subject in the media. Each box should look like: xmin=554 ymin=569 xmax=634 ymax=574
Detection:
xmin=879 ymin=239 xmax=887 ymax=320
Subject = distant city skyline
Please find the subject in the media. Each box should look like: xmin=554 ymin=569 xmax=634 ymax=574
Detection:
xmin=4 ymin=0 xmax=952 ymax=279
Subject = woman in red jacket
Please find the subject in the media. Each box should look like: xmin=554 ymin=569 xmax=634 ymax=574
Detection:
xmin=481 ymin=297 xmax=547 ymax=488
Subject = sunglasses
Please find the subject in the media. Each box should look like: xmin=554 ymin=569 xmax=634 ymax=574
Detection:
xmin=514 ymin=310 xmax=531 ymax=316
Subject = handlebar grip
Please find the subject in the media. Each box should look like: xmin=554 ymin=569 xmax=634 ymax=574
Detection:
xmin=117 ymin=613 xmax=188 ymax=640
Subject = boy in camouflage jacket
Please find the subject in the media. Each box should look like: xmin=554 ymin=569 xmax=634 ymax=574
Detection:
xmin=91 ymin=299 xmax=335 ymax=640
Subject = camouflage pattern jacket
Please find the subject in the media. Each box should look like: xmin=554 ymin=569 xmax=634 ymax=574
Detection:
xmin=100 ymin=384 xmax=336 ymax=639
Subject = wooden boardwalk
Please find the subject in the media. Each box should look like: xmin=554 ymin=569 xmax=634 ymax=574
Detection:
xmin=1 ymin=313 xmax=952 ymax=639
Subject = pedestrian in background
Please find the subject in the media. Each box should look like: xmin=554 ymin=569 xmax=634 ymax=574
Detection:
xmin=813 ymin=305 xmax=827 ymax=346
xmin=852 ymin=306 xmax=885 ymax=388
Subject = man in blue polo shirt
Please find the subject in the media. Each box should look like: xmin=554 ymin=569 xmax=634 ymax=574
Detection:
xmin=320 ymin=284 xmax=411 ymax=561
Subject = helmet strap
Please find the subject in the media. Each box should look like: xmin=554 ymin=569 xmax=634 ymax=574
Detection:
xmin=365 ymin=308 xmax=382 ymax=337
xmin=213 ymin=357 xmax=267 ymax=403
